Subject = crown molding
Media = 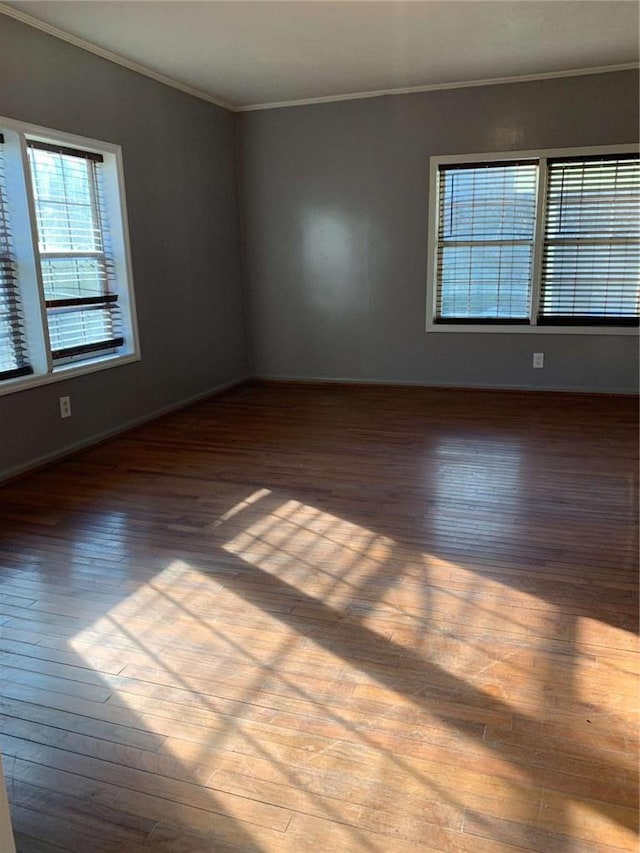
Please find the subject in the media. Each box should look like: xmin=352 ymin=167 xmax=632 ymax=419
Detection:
xmin=0 ymin=2 xmax=235 ymax=111
xmin=237 ymin=62 xmax=640 ymax=111
xmin=1 ymin=3 xmax=637 ymax=114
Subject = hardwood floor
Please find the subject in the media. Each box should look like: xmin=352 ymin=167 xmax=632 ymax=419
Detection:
xmin=0 ymin=380 xmax=638 ymax=853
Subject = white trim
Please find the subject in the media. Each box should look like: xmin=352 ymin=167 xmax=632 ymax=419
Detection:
xmin=424 ymin=324 xmax=638 ymax=336
xmin=18 ymin=130 xmax=52 ymax=370
xmin=529 ymin=156 xmax=548 ymax=326
xmin=2 ymin=113 xmax=133 ymax=156
xmin=425 ymin=156 xmax=440 ymax=327
xmin=0 ymin=352 xmax=141 ymax=398
xmin=237 ymin=64 xmax=640 ymax=112
xmin=0 ymin=3 xmax=637 ymax=113
xmin=105 ymin=144 xmax=142 ymax=362
xmin=0 ymin=375 xmax=250 ymax=484
xmin=0 ymin=3 xmax=233 ymax=112
xmin=426 ymin=144 xmax=639 ymax=166
xmin=254 ymin=374 xmax=639 ymax=395
xmin=425 ymin=143 xmax=640 ymax=336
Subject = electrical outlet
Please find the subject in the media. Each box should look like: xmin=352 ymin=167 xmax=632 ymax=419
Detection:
xmin=533 ymin=353 xmax=544 ymax=369
xmin=59 ymin=396 xmax=71 ymax=418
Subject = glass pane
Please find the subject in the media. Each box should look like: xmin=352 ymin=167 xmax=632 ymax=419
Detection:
xmin=28 ymin=148 xmax=101 ymax=252
xmin=0 ymin=142 xmax=29 ymax=375
xmin=0 ymin=320 xmax=20 ymax=372
xmin=437 ymin=162 xmax=537 ymax=320
xmin=41 ymin=257 xmax=108 ymax=301
xmin=440 ymin=164 xmax=537 ymax=241
xmin=439 ymin=244 xmax=532 ymax=319
xmin=545 ymin=159 xmax=639 ymax=240
xmin=541 ymin=157 xmax=640 ymax=319
xmin=47 ymin=307 xmax=115 ymax=355
xmin=542 ymin=243 xmax=640 ymax=317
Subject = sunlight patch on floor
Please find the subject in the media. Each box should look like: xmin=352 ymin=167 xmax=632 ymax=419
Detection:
xmin=66 ymin=558 xmax=477 ymax=848
xmin=63 ymin=490 xmax=637 ymax=848
xmin=63 ymin=555 xmax=635 ymax=850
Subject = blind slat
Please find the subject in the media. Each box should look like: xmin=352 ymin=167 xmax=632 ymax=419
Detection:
xmin=28 ymin=139 xmax=103 ymax=162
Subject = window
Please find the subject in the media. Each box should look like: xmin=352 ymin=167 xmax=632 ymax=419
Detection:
xmin=0 ymin=136 xmax=31 ymax=381
xmin=0 ymin=117 xmax=138 ymax=395
xmin=427 ymin=146 xmax=640 ymax=333
xmin=435 ymin=160 xmax=538 ymax=323
xmin=540 ymin=155 xmax=639 ymax=326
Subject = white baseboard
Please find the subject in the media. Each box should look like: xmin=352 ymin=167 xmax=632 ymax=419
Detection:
xmin=254 ymin=372 xmax=633 ymax=395
xmin=1 ymin=375 xmax=250 ymax=484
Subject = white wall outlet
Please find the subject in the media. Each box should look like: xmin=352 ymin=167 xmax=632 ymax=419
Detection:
xmin=59 ymin=396 xmax=71 ymax=418
xmin=533 ymin=352 xmax=544 ymax=369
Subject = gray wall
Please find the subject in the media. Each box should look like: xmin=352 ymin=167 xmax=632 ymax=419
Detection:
xmin=239 ymin=71 xmax=639 ymax=392
xmin=0 ymin=16 xmax=248 ymax=480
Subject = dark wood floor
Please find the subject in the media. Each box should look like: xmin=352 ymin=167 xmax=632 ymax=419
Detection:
xmin=0 ymin=381 xmax=638 ymax=852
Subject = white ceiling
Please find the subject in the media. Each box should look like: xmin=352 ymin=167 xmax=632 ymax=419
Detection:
xmin=4 ymin=1 xmax=639 ymax=110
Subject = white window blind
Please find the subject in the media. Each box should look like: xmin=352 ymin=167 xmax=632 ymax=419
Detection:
xmin=27 ymin=141 xmax=124 ymax=360
xmin=435 ymin=161 xmax=538 ymax=323
xmin=540 ymin=155 xmax=640 ymax=325
xmin=0 ymin=135 xmax=32 ymax=381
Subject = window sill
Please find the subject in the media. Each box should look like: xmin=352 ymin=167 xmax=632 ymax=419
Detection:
xmin=425 ymin=323 xmax=639 ymax=336
xmin=0 ymin=351 xmax=140 ymax=398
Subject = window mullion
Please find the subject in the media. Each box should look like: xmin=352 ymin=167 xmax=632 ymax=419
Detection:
xmin=529 ymin=156 xmax=548 ymax=326
xmin=426 ymin=160 xmax=441 ymax=329
xmin=21 ymin=133 xmax=53 ymax=373
xmin=3 ymin=130 xmax=52 ymax=374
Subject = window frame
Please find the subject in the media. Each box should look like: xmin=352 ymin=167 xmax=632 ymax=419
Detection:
xmin=425 ymin=144 xmax=640 ymax=335
xmin=0 ymin=115 xmax=140 ymax=398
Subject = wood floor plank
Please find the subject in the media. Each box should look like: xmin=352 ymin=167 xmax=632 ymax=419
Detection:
xmin=11 ymin=831 xmax=67 ymax=853
xmin=9 ymin=758 xmax=288 ymax=851
xmin=1 ymin=381 xmax=637 ymax=852
xmin=0 ymin=733 xmax=292 ymax=832
xmin=8 ymin=803 xmax=124 ymax=853
xmin=0 ymin=695 xmax=164 ymax=753
xmin=8 ymin=779 xmax=155 ymax=848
